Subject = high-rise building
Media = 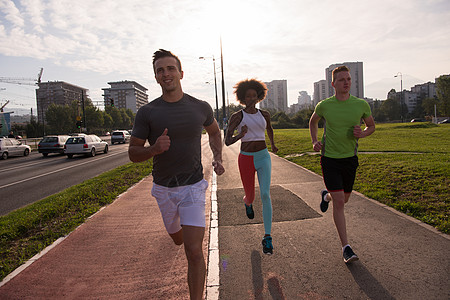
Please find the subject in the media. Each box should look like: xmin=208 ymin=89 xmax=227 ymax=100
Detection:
xmin=102 ymin=81 xmax=148 ymax=113
xmin=297 ymin=91 xmax=312 ymax=106
xmin=259 ymin=80 xmax=288 ymax=112
xmin=325 ymin=62 xmax=364 ymax=98
xmin=313 ymin=79 xmax=327 ymax=106
xmin=36 ymin=81 xmax=88 ymax=123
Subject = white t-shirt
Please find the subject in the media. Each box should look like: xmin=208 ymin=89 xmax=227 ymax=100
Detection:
xmin=237 ymin=110 xmax=266 ymax=142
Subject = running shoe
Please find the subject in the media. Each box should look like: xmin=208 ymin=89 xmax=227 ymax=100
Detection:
xmin=262 ymin=236 xmax=273 ymax=255
xmin=343 ymin=246 xmax=359 ymax=263
xmin=245 ymin=204 xmax=254 ymax=219
xmin=320 ymin=189 xmax=329 ymax=213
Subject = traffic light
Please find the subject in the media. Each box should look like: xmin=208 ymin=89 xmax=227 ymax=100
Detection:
xmin=76 ymin=120 xmax=82 ymax=128
xmin=110 ymin=99 xmax=114 ymax=107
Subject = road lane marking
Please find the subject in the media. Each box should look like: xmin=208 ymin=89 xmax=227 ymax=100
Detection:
xmin=1 ymin=148 xmax=128 ymax=172
xmin=0 ymin=150 xmax=127 ymax=190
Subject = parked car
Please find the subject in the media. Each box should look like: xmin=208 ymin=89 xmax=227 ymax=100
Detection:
xmin=38 ymin=135 xmax=70 ymax=156
xmin=111 ymin=130 xmax=131 ymax=144
xmin=0 ymin=137 xmax=31 ymax=159
xmin=410 ymin=118 xmax=427 ymax=123
xmin=438 ymin=119 xmax=449 ymax=124
xmin=64 ymin=134 xmax=108 ymax=158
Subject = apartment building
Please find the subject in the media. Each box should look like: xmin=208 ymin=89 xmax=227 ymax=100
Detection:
xmin=313 ymin=79 xmax=327 ymax=106
xmin=388 ymin=81 xmax=437 ymax=113
xmin=102 ymin=81 xmax=148 ymax=114
xmin=36 ymin=81 xmax=88 ymax=123
xmin=259 ymin=80 xmax=288 ymax=112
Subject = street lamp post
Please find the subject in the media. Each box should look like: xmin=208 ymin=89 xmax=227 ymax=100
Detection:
xmin=220 ymin=38 xmax=226 ymax=129
xmin=394 ymin=72 xmax=403 ymax=122
xmin=199 ymin=56 xmax=219 ymax=123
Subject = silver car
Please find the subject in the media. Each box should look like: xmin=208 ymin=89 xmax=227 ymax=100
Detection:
xmin=0 ymin=137 xmax=31 ymax=159
xmin=64 ymin=134 xmax=108 ymax=158
xmin=111 ymin=130 xmax=131 ymax=144
xmin=38 ymin=135 xmax=70 ymax=156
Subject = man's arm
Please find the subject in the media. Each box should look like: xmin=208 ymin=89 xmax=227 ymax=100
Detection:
xmin=128 ymin=129 xmax=170 ymax=162
xmin=204 ymin=120 xmax=225 ymax=175
xmin=309 ymin=112 xmax=323 ymax=152
xmin=354 ymin=115 xmax=375 ymax=138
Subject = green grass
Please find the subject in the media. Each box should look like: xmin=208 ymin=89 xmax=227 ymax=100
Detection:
xmin=273 ymin=123 xmax=450 ymax=234
xmin=0 ymin=161 xmax=152 ymax=281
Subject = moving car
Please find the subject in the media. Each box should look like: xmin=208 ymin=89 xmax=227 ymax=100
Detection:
xmin=438 ymin=119 xmax=449 ymax=124
xmin=0 ymin=137 xmax=31 ymax=159
xmin=38 ymin=135 xmax=70 ymax=156
xmin=111 ymin=130 xmax=131 ymax=144
xmin=410 ymin=118 xmax=427 ymax=123
xmin=64 ymin=134 xmax=108 ymax=158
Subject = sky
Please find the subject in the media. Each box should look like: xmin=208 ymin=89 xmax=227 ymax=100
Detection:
xmin=1 ymin=0 xmax=449 ymax=115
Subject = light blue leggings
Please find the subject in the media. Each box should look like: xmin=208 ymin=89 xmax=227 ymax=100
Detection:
xmin=238 ymin=149 xmax=272 ymax=235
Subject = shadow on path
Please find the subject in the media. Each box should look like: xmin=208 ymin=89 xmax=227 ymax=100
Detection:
xmin=347 ymin=262 xmax=395 ymax=300
xmin=251 ymin=250 xmax=286 ymax=300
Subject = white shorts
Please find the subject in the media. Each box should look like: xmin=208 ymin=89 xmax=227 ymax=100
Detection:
xmin=151 ymin=179 xmax=209 ymax=234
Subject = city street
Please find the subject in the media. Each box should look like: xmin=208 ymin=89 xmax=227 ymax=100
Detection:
xmin=0 ymin=142 xmax=130 ymax=215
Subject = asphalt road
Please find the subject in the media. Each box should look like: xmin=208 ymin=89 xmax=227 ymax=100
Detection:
xmin=0 ymin=142 xmax=131 ymax=215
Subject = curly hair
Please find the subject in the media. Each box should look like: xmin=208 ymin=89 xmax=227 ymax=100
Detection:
xmin=233 ymin=79 xmax=268 ymax=105
xmin=152 ymin=49 xmax=182 ymax=72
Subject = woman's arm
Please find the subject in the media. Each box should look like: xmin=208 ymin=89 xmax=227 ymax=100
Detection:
xmin=261 ymin=110 xmax=278 ymax=153
xmin=224 ymin=111 xmax=246 ymax=146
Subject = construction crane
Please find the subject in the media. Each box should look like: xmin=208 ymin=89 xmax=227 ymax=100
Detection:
xmin=0 ymin=68 xmax=43 ymax=86
xmin=0 ymin=100 xmax=9 ymax=112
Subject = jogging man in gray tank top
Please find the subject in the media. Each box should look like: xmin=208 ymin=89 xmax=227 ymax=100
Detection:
xmin=129 ymin=49 xmax=225 ymax=300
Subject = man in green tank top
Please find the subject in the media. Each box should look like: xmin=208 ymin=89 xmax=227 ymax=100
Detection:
xmin=309 ymin=65 xmax=375 ymax=263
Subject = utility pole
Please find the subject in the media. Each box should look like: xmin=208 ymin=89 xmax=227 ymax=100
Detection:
xmin=82 ymin=92 xmax=86 ymax=132
xmin=220 ymin=37 xmax=226 ymax=129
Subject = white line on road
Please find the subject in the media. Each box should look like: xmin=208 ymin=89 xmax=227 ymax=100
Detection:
xmin=0 ymin=150 xmax=127 ymax=190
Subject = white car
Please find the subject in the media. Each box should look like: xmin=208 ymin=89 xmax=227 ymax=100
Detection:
xmin=0 ymin=137 xmax=31 ymax=159
xmin=64 ymin=134 xmax=108 ymax=158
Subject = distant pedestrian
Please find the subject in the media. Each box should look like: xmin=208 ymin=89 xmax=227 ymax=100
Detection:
xmin=225 ymin=78 xmax=278 ymax=255
xmin=128 ymin=49 xmax=225 ymax=300
xmin=8 ymin=131 xmax=15 ymax=138
xmin=309 ymin=65 xmax=375 ymax=263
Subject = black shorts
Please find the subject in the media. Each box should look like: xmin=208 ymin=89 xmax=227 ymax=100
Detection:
xmin=320 ymin=156 xmax=359 ymax=193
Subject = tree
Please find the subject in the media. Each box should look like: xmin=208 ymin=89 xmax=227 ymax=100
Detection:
xmin=421 ymin=97 xmax=439 ymax=116
xmin=436 ymin=75 xmax=450 ymax=116
xmin=85 ymin=105 xmax=104 ymax=134
xmin=379 ymin=98 xmax=401 ymax=121
xmin=25 ymin=115 xmax=42 ymax=138
xmin=119 ymin=109 xmax=132 ymax=129
xmin=291 ymin=108 xmax=314 ymax=128
xmin=45 ymin=103 xmax=74 ymax=134
xmin=103 ymin=113 xmax=113 ymax=131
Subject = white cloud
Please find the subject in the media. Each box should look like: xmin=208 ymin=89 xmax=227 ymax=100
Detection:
xmin=0 ymin=0 xmax=25 ymax=27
